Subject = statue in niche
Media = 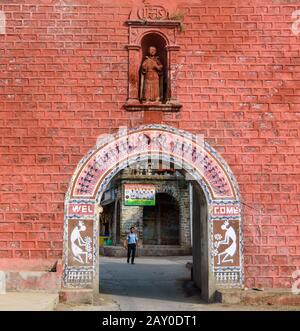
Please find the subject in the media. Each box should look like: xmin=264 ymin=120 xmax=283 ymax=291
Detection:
xmin=140 ymin=46 xmax=163 ymax=103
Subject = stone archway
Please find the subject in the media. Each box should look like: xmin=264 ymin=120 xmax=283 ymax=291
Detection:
xmin=63 ymin=124 xmax=243 ymax=300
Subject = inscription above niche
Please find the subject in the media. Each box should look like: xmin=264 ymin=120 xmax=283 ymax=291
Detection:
xmin=124 ymin=3 xmax=183 ymax=112
xmin=137 ymin=5 xmax=169 ymax=20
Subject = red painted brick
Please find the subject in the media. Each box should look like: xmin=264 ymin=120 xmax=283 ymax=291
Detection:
xmin=0 ymin=0 xmax=298 ymax=289
xmin=272 ymin=255 xmax=288 ymax=265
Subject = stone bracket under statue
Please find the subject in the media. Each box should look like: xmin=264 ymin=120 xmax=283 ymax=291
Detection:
xmin=124 ymin=16 xmax=182 ymax=112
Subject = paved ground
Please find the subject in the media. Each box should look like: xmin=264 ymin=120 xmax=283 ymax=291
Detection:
xmin=0 ymin=292 xmax=59 ymax=311
xmin=56 ymin=256 xmax=300 ymax=311
xmin=98 ymin=255 xmax=202 ymax=311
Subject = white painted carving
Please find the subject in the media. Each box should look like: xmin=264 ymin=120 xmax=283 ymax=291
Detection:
xmin=70 ymin=221 xmax=92 ymax=264
xmin=214 ymin=220 xmax=237 ymax=265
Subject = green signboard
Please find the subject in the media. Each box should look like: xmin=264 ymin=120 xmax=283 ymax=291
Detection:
xmin=124 ymin=184 xmax=156 ymax=206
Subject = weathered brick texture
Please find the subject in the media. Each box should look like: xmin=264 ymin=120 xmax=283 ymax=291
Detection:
xmin=0 ymin=0 xmax=300 ymax=288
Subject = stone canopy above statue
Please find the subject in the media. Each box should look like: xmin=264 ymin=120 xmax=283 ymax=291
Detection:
xmin=124 ymin=3 xmax=183 ymax=112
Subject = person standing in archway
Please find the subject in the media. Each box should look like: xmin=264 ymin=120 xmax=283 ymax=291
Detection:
xmin=126 ymin=226 xmax=138 ymax=264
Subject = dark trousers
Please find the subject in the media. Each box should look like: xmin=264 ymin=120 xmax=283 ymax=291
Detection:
xmin=127 ymin=243 xmax=136 ymax=263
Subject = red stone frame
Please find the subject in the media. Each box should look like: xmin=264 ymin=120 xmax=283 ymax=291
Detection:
xmin=124 ymin=20 xmax=182 ymax=112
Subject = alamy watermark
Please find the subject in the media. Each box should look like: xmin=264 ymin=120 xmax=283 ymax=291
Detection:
xmin=291 ymin=270 xmax=300 ymax=295
xmin=0 ymin=11 xmax=6 ymax=35
xmin=0 ymin=272 xmax=6 ymax=294
xmin=291 ymin=10 xmax=300 ymax=35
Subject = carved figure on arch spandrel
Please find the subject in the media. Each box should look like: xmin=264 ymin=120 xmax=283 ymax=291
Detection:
xmin=140 ymin=46 xmax=163 ymax=103
xmin=67 ymin=219 xmax=93 ymax=267
xmin=213 ymin=219 xmax=240 ymax=267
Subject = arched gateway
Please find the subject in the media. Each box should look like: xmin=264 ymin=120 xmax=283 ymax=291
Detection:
xmin=63 ymin=124 xmax=243 ymax=301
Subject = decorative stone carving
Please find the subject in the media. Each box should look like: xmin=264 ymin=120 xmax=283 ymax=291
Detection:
xmin=68 ymin=219 xmax=93 ymax=267
xmin=213 ymin=219 xmax=240 ymax=267
xmin=125 ymin=4 xmax=182 ymax=112
xmin=140 ymin=46 xmax=163 ymax=103
xmin=137 ymin=5 xmax=169 ymax=20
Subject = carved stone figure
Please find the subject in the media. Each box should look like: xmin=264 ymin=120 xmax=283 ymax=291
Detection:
xmin=140 ymin=46 xmax=163 ymax=102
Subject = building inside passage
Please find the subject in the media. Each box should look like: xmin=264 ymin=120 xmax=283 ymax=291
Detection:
xmin=99 ymin=161 xmax=192 ymax=256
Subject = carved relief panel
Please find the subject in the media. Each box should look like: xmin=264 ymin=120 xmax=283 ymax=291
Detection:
xmin=125 ymin=3 xmax=182 ymax=112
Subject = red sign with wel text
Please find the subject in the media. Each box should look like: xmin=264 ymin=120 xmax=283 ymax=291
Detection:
xmin=68 ymin=203 xmax=95 ymax=216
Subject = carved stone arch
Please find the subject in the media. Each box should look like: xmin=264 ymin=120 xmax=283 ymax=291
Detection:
xmin=63 ymin=124 xmax=244 ymax=300
xmin=138 ymin=29 xmax=170 ymax=46
xmin=155 ymin=183 xmax=181 ymax=204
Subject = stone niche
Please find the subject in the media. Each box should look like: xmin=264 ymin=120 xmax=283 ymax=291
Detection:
xmin=124 ymin=3 xmax=182 ymax=112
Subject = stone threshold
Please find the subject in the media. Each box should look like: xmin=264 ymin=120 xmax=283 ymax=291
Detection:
xmin=0 ymin=259 xmax=62 ymax=293
xmin=0 ymin=292 xmax=59 ymax=311
xmin=216 ymin=288 xmax=300 ymax=306
xmin=100 ymin=245 xmax=192 ymax=257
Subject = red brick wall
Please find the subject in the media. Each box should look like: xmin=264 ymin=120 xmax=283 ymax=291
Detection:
xmin=0 ymin=0 xmax=300 ymax=288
